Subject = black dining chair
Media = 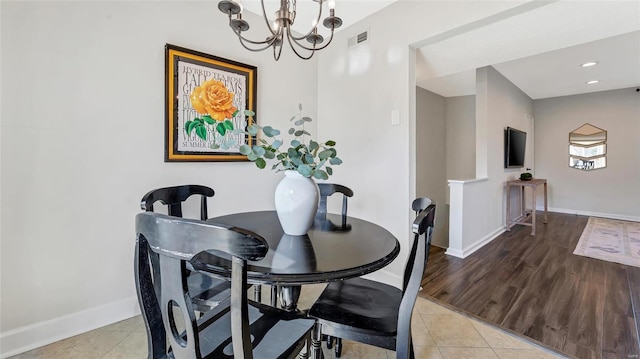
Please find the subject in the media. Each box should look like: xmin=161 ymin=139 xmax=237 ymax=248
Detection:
xmin=308 ymin=198 xmax=436 ymax=358
xmin=315 ymin=183 xmax=353 ymax=228
xmin=140 ymin=185 xmax=234 ymax=311
xmin=135 ymin=212 xmax=315 ymax=359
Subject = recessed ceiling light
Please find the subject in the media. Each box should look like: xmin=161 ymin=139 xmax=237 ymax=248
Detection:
xmin=581 ymin=62 xmax=598 ymax=67
xmin=586 ymin=80 xmax=600 ymax=85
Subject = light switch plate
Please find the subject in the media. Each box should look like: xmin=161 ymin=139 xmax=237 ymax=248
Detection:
xmin=391 ymin=110 xmax=400 ymax=126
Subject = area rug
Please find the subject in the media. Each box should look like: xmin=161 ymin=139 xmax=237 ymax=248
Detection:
xmin=573 ymin=216 xmax=640 ymax=268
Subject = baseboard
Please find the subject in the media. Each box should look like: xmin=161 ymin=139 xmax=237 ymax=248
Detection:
xmin=537 ymin=206 xmax=640 ymax=222
xmin=361 ymin=269 xmax=402 ymax=288
xmin=445 ymin=227 xmax=506 ymax=259
xmin=0 ymin=296 xmax=141 ymax=358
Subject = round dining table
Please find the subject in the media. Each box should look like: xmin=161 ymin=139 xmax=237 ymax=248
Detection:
xmin=191 ymin=210 xmax=400 ymax=287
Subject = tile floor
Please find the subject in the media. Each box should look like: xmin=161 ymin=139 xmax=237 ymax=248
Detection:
xmin=9 ymin=285 xmax=567 ymax=359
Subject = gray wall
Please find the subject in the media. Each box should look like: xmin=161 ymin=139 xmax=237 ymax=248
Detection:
xmin=446 ymin=95 xmax=476 ymax=183
xmin=534 ymin=87 xmax=640 ymax=219
xmin=416 ymin=87 xmax=448 ymax=247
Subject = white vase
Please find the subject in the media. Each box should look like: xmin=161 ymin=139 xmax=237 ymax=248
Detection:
xmin=274 ymin=171 xmax=320 ymax=235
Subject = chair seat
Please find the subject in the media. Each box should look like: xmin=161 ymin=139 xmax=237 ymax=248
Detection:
xmin=195 ymin=298 xmax=315 ymax=359
xmin=308 ymin=277 xmax=402 ymax=337
xmin=188 ymin=272 xmax=232 ymax=310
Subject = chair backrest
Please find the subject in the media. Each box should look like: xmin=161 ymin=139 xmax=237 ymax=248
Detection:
xmin=140 ymin=185 xmax=215 ymax=220
xmin=316 ymin=183 xmax=354 ymax=224
xmin=134 ymin=212 xmax=268 ymax=359
xmin=411 ymin=197 xmax=432 ymax=216
xmin=396 ymin=199 xmax=436 ymax=358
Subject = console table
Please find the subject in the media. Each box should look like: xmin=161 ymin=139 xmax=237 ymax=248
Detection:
xmin=506 ymin=178 xmax=548 ymax=235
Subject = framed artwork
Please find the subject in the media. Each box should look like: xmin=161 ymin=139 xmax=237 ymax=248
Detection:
xmin=165 ymin=44 xmax=257 ymax=162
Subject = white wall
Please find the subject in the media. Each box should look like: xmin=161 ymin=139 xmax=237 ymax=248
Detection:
xmin=415 ymin=87 xmax=447 ymax=248
xmin=534 ymin=88 xmax=640 ymax=220
xmin=0 ymin=1 xmax=317 ymax=355
xmin=315 ymin=0 xmax=523 ymax=284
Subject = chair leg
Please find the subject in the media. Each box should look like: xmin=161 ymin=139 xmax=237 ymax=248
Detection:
xmin=335 ymin=337 xmax=342 ymax=358
xmin=253 ymin=284 xmax=262 ymax=302
xmin=326 ymin=335 xmax=333 ymax=349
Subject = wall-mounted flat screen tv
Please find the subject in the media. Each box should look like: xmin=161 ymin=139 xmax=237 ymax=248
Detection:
xmin=504 ymin=126 xmax=526 ymax=168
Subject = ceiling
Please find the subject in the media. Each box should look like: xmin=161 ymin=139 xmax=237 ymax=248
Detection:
xmin=239 ymin=1 xmax=639 ymax=100
xmin=239 ymin=0 xmax=396 ymax=35
xmin=418 ymin=30 xmax=640 ymax=100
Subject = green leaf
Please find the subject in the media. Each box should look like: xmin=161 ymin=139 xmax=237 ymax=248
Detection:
xmin=210 ymin=143 xmax=220 ymax=149
xmin=298 ymin=103 xmax=303 ymax=111
xmin=196 ymin=125 xmax=207 ymax=140
xmin=239 ymin=144 xmax=252 ymax=155
xmin=294 ymin=119 xmax=305 ymax=126
xmin=325 ymin=140 xmax=336 ymax=146
xmin=287 ymin=148 xmax=300 ymax=158
xmin=326 ymin=167 xmax=333 ymax=175
xmin=291 ymin=157 xmax=302 ymax=167
xmin=232 ymin=109 xmax=239 ymax=118
xmin=304 ymin=154 xmax=314 ymax=164
xmin=255 ymin=158 xmax=266 ymax=169
xmin=330 ymin=157 xmax=343 ymax=165
xmin=252 ymin=145 xmax=265 ymax=157
xmin=294 ymin=130 xmax=304 ymax=136
xmin=264 ymin=151 xmax=275 ymax=159
xmin=263 ymin=126 xmax=280 ymax=137
xmin=302 ymin=116 xmax=312 ymax=123
xmin=288 ymin=128 xmax=295 ymax=135
xmin=290 ymin=116 xmax=296 ymax=122
xmin=203 ymin=115 xmax=215 ymax=124
xmin=291 ymin=140 xmax=301 ymax=147
xmin=302 ymin=130 xmax=311 ymax=136
xmin=272 ymin=139 xmax=282 ymax=149
xmin=187 ymin=121 xmax=199 ymax=136
xmin=184 ymin=120 xmax=192 ymax=133
xmin=329 ymin=148 xmax=337 ymax=157
xmin=313 ymin=170 xmax=329 ymax=180
xmin=319 ymin=149 xmax=333 ymax=160
xmin=216 ymin=123 xmax=227 ymax=136
xmin=247 ymin=152 xmax=258 ymax=161
xmin=195 ymin=117 xmax=205 ymax=124
xmin=309 ymin=141 xmax=319 ymax=151
xmin=223 ymin=120 xmax=234 ymax=131
xmin=247 ymin=125 xmax=260 ymax=136
xmin=298 ymin=164 xmax=312 ymax=177
xmin=244 ymin=109 xmax=255 ymax=116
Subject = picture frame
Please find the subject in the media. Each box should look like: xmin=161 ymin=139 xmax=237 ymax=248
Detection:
xmin=165 ymin=44 xmax=257 ymax=162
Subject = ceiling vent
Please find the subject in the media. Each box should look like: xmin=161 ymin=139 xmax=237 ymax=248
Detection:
xmin=348 ymin=30 xmax=369 ymax=47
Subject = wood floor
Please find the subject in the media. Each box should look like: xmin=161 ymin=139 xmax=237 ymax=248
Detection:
xmin=420 ymin=212 xmax=640 ymax=359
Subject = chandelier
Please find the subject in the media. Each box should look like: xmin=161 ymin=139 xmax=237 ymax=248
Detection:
xmin=217 ymin=0 xmax=343 ymax=60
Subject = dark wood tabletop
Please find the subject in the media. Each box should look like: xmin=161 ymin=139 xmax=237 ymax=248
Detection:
xmin=190 ymin=211 xmax=400 ymax=285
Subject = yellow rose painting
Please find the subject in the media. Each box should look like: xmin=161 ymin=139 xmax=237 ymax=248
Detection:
xmin=190 ymin=79 xmax=237 ymax=121
xmin=185 ymin=79 xmax=238 ymax=144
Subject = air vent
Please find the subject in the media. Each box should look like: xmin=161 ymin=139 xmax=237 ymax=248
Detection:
xmin=348 ymin=30 xmax=369 ymax=47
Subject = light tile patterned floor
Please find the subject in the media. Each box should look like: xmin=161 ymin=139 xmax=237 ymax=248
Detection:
xmin=9 ymin=285 xmax=567 ymax=359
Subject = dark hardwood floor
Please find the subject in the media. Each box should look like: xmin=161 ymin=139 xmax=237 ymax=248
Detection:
xmin=420 ymin=212 xmax=640 ymax=359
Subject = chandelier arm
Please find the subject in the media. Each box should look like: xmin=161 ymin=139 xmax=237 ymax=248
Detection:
xmin=237 ymin=34 xmax=279 ymax=52
xmin=260 ymin=0 xmax=278 ymax=37
xmin=286 ymin=26 xmax=336 ymax=52
xmin=287 ymin=0 xmax=324 ymax=41
xmin=285 ymin=30 xmax=316 ymax=60
xmin=233 ymin=29 xmax=280 ymax=47
xmin=273 ymin=41 xmax=284 ymax=61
